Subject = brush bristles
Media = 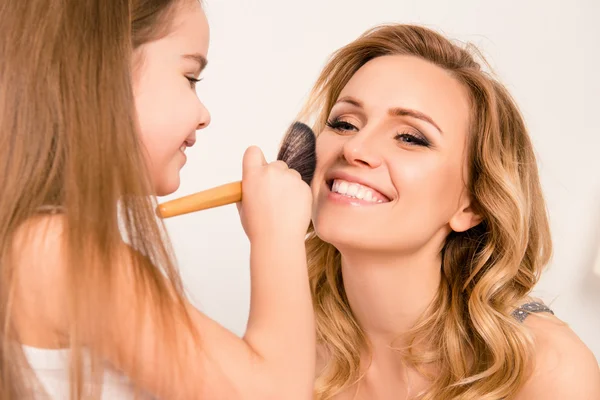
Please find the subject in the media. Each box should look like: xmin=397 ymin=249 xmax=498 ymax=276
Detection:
xmin=277 ymin=122 xmax=317 ymax=185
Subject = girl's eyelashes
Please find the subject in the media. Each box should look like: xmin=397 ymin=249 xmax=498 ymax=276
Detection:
xmin=186 ymin=76 xmax=202 ymax=89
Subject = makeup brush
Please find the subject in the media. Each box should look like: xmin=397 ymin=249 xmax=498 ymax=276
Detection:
xmin=156 ymin=121 xmax=316 ymax=218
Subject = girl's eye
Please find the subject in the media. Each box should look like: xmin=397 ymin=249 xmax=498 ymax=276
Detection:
xmin=186 ymin=76 xmax=202 ymax=89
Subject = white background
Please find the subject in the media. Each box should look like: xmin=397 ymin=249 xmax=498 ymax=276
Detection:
xmin=160 ymin=0 xmax=600 ymax=360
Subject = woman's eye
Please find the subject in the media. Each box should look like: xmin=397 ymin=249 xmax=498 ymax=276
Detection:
xmin=325 ymin=118 xmax=358 ymax=133
xmin=394 ymin=132 xmax=430 ymax=147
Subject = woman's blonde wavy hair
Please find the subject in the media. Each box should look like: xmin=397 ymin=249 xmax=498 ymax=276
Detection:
xmin=300 ymin=24 xmax=552 ymax=400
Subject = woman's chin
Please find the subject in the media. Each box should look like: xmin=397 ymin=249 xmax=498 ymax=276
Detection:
xmin=314 ymin=221 xmax=366 ymax=250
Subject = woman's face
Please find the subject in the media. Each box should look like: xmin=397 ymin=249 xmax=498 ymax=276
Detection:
xmin=311 ymin=55 xmax=481 ymax=255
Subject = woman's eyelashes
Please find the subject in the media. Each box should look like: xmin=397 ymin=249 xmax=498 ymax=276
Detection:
xmin=325 ymin=116 xmax=358 ymax=133
xmin=393 ymin=131 xmax=430 ymax=147
xmin=325 ymin=115 xmax=431 ymax=147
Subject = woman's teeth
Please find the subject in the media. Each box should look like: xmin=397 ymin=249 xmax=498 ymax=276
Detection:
xmin=331 ymin=179 xmax=387 ymax=203
xmin=180 ymin=145 xmax=186 ymax=153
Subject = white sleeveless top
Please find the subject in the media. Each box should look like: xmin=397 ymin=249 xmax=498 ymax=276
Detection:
xmin=23 ymin=345 xmax=156 ymax=399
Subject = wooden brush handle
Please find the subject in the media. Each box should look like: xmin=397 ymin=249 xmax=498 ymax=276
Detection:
xmin=157 ymin=181 xmax=242 ymax=218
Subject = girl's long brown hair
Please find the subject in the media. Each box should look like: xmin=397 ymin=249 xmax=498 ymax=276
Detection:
xmin=300 ymin=24 xmax=553 ymax=400
xmin=0 ymin=0 xmax=197 ymax=398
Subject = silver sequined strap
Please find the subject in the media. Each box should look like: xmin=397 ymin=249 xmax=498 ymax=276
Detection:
xmin=511 ymin=302 xmax=554 ymax=323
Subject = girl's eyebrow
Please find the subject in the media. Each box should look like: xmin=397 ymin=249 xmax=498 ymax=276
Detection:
xmin=181 ymin=53 xmax=208 ymax=72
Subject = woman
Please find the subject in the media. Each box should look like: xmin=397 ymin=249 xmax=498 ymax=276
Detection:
xmin=302 ymin=24 xmax=600 ymax=399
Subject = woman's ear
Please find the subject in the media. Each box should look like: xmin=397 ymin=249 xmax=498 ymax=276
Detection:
xmin=449 ymin=194 xmax=483 ymax=232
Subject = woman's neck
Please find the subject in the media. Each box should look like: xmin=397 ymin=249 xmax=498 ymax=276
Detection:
xmin=330 ymin=243 xmax=443 ymax=398
xmin=340 ymin=245 xmax=442 ymax=348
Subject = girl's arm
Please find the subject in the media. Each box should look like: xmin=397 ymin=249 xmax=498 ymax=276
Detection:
xmin=13 ymin=147 xmax=315 ymax=399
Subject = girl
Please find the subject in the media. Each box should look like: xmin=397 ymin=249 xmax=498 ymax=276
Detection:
xmin=301 ymin=24 xmax=600 ymax=399
xmin=0 ymin=0 xmax=314 ymax=399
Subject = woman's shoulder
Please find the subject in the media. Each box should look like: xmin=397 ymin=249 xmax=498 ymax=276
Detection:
xmin=514 ymin=302 xmax=600 ymax=399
